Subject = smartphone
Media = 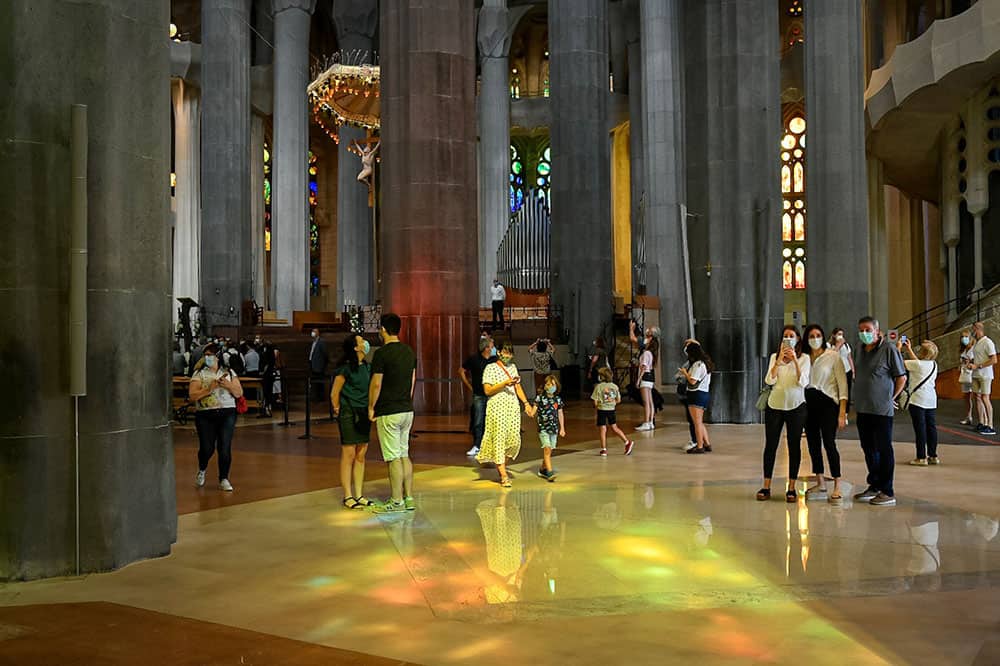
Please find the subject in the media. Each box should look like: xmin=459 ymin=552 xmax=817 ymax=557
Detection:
xmin=901 ymin=335 xmax=908 ymax=344
xmin=782 ymin=339 xmax=794 ymax=348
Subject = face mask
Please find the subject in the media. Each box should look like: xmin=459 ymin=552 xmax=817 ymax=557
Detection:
xmin=808 ymin=338 xmax=824 ymax=350
xmin=500 ymin=355 xmax=513 ymax=365
xmin=361 ymin=339 xmax=371 ymax=355
xmin=835 ymin=334 xmax=844 ymax=342
xmin=859 ymin=331 xmax=875 ymax=345
xmin=545 ymin=385 xmax=557 ymax=395
xmin=205 ymin=356 xmax=217 ymax=368
xmin=490 ymin=346 xmax=497 ymax=357
xmin=783 ymin=337 xmax=797 ymax=347
xmin=962 ymin=336 xmax=970 ymax=346
xmin=311 ymin=332 xmax=318 ymax=339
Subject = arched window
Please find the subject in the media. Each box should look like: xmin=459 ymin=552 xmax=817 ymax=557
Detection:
xmin=510 ymin=144 xmax=525 ymax=214
xmin=309 ymin=151 xmax=320 ymax=296
xmin=780 ymin=113 xmax=806 ymax=290
xmin=264 ymin=143 xmax=272 ymax=252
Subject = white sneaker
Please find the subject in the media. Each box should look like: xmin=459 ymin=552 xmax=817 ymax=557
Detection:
xmin=195 ymin=470 xmax=206 ymax=487
xmin=635 ymin=422 xmax=652 ymax=431
xmin=219 ymin=479 xmax=234 ymax=492
xmin=466 ymin=446 xmax=480 ymax=456
xmin=683 ymin=441 xmax=698 ymax=451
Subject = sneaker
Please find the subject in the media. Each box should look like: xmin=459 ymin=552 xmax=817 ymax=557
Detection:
xmin=870 ymin=492 xmax=896 ymax=506
xmin=219 ymin=479 xmax=234 ymax=492
xmin=599 ymin=448 xmax=608 ymax=457
xmin=634 ymin=423 xmax=649 ymax=431
xmin=374 ymin=499 xmax=407 ymax=513
xmin=908 ymin=458 xmax=928 ymax=466
xmin=466 ymin=446 xmax=480 ymax=456
xmin=537 ymin=468 xmax=549 ymax=480
xmin=624 ymin=440 xmax=634 ymax=456
xmin=403 ymin=496 xmax=416 ymax=511
xmin=976 ymin=424 xmax=987 ymax=432
xmin=853 ymin=487 xmax=878 ymax=503
xmin=960 ymin=417 xmax=973 ymax=425
xmin=805 ymin=485 xmax=828 ymax=501
xmin=683 ymin=441 xmax=698 ymax=452
xmin=195 ymin=470 xmax=206 ymax=487
xmin=928 ymin=456 xmax=941 ymax=465
xmin=982 ymin=427 xmax=997 ymax=435
xmin=537 ymin=468 xmax=557 ymax=482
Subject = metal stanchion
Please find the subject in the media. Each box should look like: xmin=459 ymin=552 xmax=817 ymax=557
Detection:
xmin=278 ymin=370 xmax=295 ymax=427
xmin=299 ymin=375 xmax=315 ymax=439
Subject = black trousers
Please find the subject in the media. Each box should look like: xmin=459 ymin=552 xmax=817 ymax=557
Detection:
xmin=908 ymin=405 xmax=938 ymax=459
xmin=857 ymin=412 xmax=895 ymax=496
xmin=195 ymin=408 xmax=237 ymax=481
xmin=492 ymin=300 xmax=505 ymax=326
xmin=804 ymin=388 xmax=842 ymax=478
xmin=763 ymin=403 xmax=807 ymax=480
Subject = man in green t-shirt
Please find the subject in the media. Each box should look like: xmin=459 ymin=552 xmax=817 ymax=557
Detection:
xmin=369 ymin=313 xmax=418 ymax=513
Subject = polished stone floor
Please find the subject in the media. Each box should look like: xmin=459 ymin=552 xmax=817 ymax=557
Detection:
xmin=2 ymin=401 xmax=999 ymax=665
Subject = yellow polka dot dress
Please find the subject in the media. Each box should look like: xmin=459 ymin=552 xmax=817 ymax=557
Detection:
xmin=476 ymin=362 xmax=523 ymax=465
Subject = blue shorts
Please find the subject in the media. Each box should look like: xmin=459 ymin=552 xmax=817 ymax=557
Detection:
xmin=539 ymin=431 xmax=558 ymax=448
xmin=687 ymin=390 xmax=710 ymax=410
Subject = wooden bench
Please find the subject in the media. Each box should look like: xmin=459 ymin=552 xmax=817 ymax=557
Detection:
xmin=172 ymin=376 xmax=265 ymax=414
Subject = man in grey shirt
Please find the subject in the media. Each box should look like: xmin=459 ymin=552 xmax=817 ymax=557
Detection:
xmin=852 ymin=316 xmax=907 ymax=507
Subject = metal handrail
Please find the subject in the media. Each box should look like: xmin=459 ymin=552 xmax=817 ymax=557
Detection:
xmin=894 ymin=287 xmax=987 ymax=341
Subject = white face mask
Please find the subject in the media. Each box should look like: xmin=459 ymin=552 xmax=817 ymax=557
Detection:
xmin=205 ymin=355 xmax=217 ymax=368
xmin=783 ymin=337 xmax=797 ymax=347
xmin=311 ymin=332 xmax=318 ymax=339
xmin=835 ymin=334 xmax=844 ymax=342
xmin=808 ymin=338 xmax=824 ymax=350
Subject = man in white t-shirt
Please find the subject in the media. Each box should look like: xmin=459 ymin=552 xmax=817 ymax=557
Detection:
xmin=968 ymin=321 xmax=997 ymax=435
xmin=490 ymin=279 xmax=507 ymax=329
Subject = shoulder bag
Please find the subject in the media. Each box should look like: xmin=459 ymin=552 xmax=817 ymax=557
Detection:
xmin=898 ymin=363 xmax=937 ymax=411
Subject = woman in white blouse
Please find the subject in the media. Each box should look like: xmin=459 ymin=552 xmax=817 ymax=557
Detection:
xmin=757 ymin=325 xmax=811 ymax=503
xmin=803 ymin=324 xmax=848 ymax=503
xmin=958 ymin=329 xmax=976 ymax=426
xmin=678 ymin=341 xmax=713 ymax=453
xmin=901 ymin=339 xmax=939 ymax=465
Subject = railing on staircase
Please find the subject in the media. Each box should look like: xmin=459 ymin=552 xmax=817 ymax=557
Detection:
xmin=497 ymin=189 xmax=550 ymax=291
xmin=894 ymin=287 xmax=987 ymax=341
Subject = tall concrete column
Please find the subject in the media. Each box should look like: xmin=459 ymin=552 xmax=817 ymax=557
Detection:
xmin=685 ymin=0 xmax=782 ymax=423
xmin=2 ymin=0 xmax=176 ymax=579
xmin=640 ymin=0 xmax=687 ymax=349
xmin=171 ymin=79 xmax=202 ymax=319
xmin=868 ymin=155 xmax=889 ymax=321
xmin=333 ymin=0 xmax=377 ymax=309
xmin=805 ymin=0 xmax=870 ymax=330
xmin=625 ymin=0 xmax=644 ymax=297
xmin=549 ymin=0 xmax=613 ymax=350
xmin=271 ymin=0 xmax=317 ymax=321
xmin=381 ymin=0 xmax=479 ymax=413
xmin=478 ymin=0 xmax=513 ymax=306
xmin=202 ymin=0 xmax=253 ymax=329
xmin=250 ymin=114 xmax=267 ymax=306
xmin=965 ymin=91 xmax=989 ymax=293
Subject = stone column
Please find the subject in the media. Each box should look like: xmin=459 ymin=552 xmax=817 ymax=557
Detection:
xmin=549 ymin=0 xmax=613 ymax=350
xmin=942 ymin=123 xmax=961 ymax=318
xmin=271 ymin=0 xmax=317 ymax=321
xmin=171 ymin=78 xmax=202 ymax=318
xmin=2 ymin=0 xmax=175 ymax=579
xmin=965 ymin=91 xmax=989 ymax=292
xmin=381 ymin=0 xmax=479 ymax=413
xmin=640 ymin=0 xmax=687 ymax=349
xmin=805 ymin=0 xmax=870 ymax=330
xmin=478 ymin=0 xmax=513 ymax=306
xmin=201 ymin=0 xmax=253 ymax=329
xmin=684 ymin=0 xmax=782 ymax=423
xmin=250 ymin=114 xmax=266 ymax=305
xmin=333 ymin=0 xmax=377 ymax=309
xmin=868 ymin=155 xmax=889 ymax=321
xmin=609 ymin=0 xmax=628 ymax=93
xmin=624 ymin=0 xmax=644 ymax=298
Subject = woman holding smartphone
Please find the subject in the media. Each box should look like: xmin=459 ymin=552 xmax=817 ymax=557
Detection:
xmin=757 ymin=325 xmax=811 ymax=502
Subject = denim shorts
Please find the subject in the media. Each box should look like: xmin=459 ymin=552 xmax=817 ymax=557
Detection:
xmin=539 ymin=431 xmax=558 ymax=449
xmin=687 ymin=390 xmax=710 ymax=410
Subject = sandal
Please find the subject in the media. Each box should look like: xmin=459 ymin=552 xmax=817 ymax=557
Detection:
xmin=786 ymin=490 xmax=797 ymax=503
xmin=342 ymin=497 xmax=361 ymax=509
xmin=703 ymin=444 xmax=712 ymax=453
xmin=756 ymin=488 xmax=771 ymax=501
xmin=355 ymin=496 xmax=375 ymax=507
xmin=828 ymin=491 xmax=843 ymax=504
xmin=500 ymin=477 xmax=512 ymax=488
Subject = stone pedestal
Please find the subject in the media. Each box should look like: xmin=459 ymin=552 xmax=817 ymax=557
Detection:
xmin=684 ymin=0 xmax=783 ymax=423
xmin=271 ymin=0 xmax=316 ymax=321
xmin=333 ymin=0 xmax=378 ymax=309
xmin=478 ymin=0 xmax=513 ymax=307
xmin=201 ymin=0 xmax=253 ymax=329
xmin=639 ymin=0 xmax=686 ymax=346
xmin=805 ymin=0 xmax=870 ymax=329
xmin=549 ymin=0 xmax=613 ymax=351
xmin=381 ymin=0 xmax=480 ymax=413
xmin=1 ymin=0 xmax=175 ymax=579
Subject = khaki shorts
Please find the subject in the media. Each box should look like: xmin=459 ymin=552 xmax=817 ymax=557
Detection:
xmin=376 ymin=411 xmax=414 ymax=462
xmin=972 ymin=377 xmax=993 ymax=395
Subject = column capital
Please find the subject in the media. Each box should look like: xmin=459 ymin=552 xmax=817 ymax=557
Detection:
xmin=272 ymin=0 xmax=316 ymax=16
xmin=332 ymin=0 xmax=377 ymax=49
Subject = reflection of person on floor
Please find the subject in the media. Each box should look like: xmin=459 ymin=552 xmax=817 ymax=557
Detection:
xmin=524 ymin=490 xmax=566 ymax=598
xmin=477 ymin=493 xmax=530 ymax=603
xmin=905 ymin=520 xmax=941 ymax=592
xmin=477 ymin=342 xmax=537 ymax=487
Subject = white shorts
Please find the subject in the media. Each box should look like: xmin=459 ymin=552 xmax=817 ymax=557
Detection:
xmin=376 ymin=411 xmax=414 ymax=462
xmin=639 ymin=380 xmax=654 ymax=390
xmin=972 ymin=377 xmax=993 ymax=396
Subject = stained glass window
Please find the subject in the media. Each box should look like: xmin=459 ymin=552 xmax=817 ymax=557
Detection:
xmin=308 ymin=151 xmax=320 ymax=296
xmin=510 ymin=144 xmax=525 ymax=214
xmin=264 ymin=143 xmax=271 ymax=253
xmin=510 ymin=68 xmax=521 ymax=100
xmin=536 ymin=146 xmax=551 ymax=209
xmin=780 ymin=114 xmax=806 ymax=290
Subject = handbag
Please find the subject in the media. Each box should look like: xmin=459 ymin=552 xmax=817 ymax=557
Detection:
xmin=898 ymin=363 xmax=937 ymax=411
xmin=755 ymin=384 xmax=772 ymax=411
xmin=235 ymin=395 xmax=248 ymax=414
xmin=959 ymin=364 xmax=973 ymax=384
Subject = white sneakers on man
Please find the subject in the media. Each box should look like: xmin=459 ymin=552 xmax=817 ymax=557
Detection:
xmin=195 ymin=470 xmax=206 ymax=487
xmin=466 ymin=446 xmax=480 ymax=456
xmin=219 ymin=479 xmax=234 ymax=492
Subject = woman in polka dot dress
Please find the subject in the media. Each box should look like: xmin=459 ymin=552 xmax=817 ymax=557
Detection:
xmin=477 ymin=342 xmax=537 ymax=487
